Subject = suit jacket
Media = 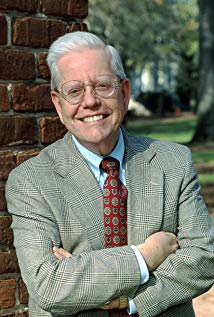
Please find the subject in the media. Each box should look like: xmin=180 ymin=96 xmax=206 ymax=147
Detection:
xmin=6 ymin=129 xmax=214 ymax=317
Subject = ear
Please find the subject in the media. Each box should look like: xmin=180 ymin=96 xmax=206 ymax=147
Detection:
xmin=121 ymin=78 xmax=131 ymax=114
xmin=51 ymin=90 xmax=65 ymax=125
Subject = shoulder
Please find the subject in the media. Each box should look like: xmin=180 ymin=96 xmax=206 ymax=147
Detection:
xmin=7 ymin=132 xmax=73 ymax=180
xmin=150 ymin=138 xmax=191 ymax=157
xmin=124 ymin=129 xmax=192 ymax=166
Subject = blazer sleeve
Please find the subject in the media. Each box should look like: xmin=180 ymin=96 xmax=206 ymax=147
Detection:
xmin=132 ymin=146 xmax=214 ymax=317
xmin=6 ymin=167 xmax=141 ymax=316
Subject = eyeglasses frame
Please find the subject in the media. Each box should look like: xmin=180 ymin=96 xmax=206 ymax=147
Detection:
xmin=54 ymin=75 xmax=123 ymax=105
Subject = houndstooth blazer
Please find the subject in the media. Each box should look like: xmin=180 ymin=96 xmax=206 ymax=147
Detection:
xmin=6 ymin=129 xmax=214 ymax=317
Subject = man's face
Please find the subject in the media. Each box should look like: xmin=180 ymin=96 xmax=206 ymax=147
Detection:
xmin=51 ymin=48 xmax=130 ymax=155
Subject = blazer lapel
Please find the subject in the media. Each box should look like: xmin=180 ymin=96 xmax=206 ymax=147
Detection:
xmin=123 ymin=131 xmax=164 ymax=245
xmin=52 ymin=132 xmax=105 ymax=251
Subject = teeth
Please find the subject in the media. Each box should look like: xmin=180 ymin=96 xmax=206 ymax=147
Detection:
xmin=83 ymin=115 xmax=104 ymax=123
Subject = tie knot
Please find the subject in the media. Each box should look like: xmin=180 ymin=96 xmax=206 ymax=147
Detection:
xmin=101 ymin=157 xmax=120 ymax=174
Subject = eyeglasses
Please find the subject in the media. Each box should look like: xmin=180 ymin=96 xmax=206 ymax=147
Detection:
xmin=55 ymin=75 xmax=122 ymax=104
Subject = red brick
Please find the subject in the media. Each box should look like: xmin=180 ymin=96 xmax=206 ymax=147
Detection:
xmin=13 ymin=17 xmax=65 ymax=48
xmin=40 ymin=116 xmax=66 ymax=144
xmin=68 ymin=22 xmax=88 ymax=32
xmin=16 ymin=149 xmax=40 ymax=165
xmin=0 ymin=117 xmax=38 ymax=146
xmin=0 ymin=50 xmax=35 ymax=80
xmin=12 ymin=83 xmax=54 ymax=112
xmin=0 ymin=13 xmax=7 ymax=45
xmin=0 ymin=216 xmax=13 ymax=245
xmin=18 ymin=279 xmax=29 ymax=304
xmin=40 ymin=0 xmax=88 ymax=18
xmin=0 ymin=152 xmax=16 ymax=180
xmin=0 ymin=182 xmax=7 ymax=211
xmin=0 ymin=249 xmax=19 ymax=274
xmin=0 ymin=84 xmax=9 ymax=112
xmin=0 ymin=0 xmax=37 ymax=13
xmin=0 ymin=279 xmax=16 ymax=309
xmin=37 ymin=52 xmax=50 ymax=78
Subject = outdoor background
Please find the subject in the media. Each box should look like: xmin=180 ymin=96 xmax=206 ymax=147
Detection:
xmin=0 ymin=0 xmax=213 ymax=316
xmin=89 ymin=2 xmax=214 ymax=315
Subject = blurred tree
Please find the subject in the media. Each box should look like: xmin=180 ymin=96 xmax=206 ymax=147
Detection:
xmin=87 ymin=0 xmax=198 ymax=76
xmin=175 ymin=52 xmax=198 ymax=109
xmin=87 ymin=0 xmax=199 ymax=109
xmin=192 ymin=0 xmax=214 ymax=143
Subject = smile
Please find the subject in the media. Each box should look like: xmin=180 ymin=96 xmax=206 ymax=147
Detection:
xmin=82 ymin=115 xmax=105 ymax=123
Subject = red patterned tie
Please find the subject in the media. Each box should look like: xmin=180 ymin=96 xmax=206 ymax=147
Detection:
xmin=101 ymin=157 xmax=128 ymax=249
xmin=101 ymin=157 xmax=137 ymax=317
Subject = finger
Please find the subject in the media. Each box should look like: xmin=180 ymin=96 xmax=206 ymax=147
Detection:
xmin=166 ymin=233 xmax=179 ymax=245
xmin=99 ymin=298 xmax=119 ymax=310
xmin=171 ymin=241 xmax=180 ymax=253
xmin=165 ymin=232 xmax=177 ymax=240
xmin=57 ymin=248 xmax=72 ymax=257
xmin=53 ymin=250 xmax=64 ymax=260
xmin=98 ymin=305 xmax=109 ymax=310
xmin=53 ymin=246 xmax=72 ymax=258
xmin=52 ymin=246 xmax=58 ymax=253
xmin=175 ymin=241 xmax=180 ymax=249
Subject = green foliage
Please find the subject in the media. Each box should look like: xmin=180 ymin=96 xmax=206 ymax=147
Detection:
xmin=87 ymin=0 xmax=199 ymax=77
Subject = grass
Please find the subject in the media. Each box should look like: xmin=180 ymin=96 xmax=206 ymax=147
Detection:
xmin=199 ymin=174 xmax=214 ymax=184
xmin=192 ymin=152 xmax=214 ymax=163
xmin=126 ymin=115 xmax=214 ymax=182
xmin=126 ymin=116 xmax=197 ymax=144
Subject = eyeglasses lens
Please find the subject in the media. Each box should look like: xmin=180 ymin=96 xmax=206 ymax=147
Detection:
xmin=61 ymin=75 xmax=119 ymax=103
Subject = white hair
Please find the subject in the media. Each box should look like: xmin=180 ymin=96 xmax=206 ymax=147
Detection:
xmin=46 ymin=31 xmax=126 ymax=90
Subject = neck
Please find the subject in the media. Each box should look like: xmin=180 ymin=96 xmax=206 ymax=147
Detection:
xmin=75 ymin=133 xmax=120 ymax=157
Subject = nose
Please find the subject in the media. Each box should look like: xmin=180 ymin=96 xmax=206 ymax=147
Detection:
xmin=81 ymin=85 xmax=100 ymax=108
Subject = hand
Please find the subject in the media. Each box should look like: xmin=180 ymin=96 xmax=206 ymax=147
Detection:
xmin=99 ymin=295 xmax=128 ymax=310
xmin=137 ymin=231 xmax=179 ymax=271
xmin=53 ymin=246 xmax=72 ymax=259
xmin=98 ymin=298 xmax=120 ymax=310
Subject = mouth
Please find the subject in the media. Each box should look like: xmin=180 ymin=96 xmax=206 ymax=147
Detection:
xmin=82 ymin=114 xmax=107 ymax=123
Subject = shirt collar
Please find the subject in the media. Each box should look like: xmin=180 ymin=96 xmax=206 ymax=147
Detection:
xmin=72 ymin=129 xmax=125 ymax=179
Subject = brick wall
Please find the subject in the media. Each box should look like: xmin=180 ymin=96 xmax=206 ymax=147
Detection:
xmin=0 ymin=1 xmax=88 ymax=315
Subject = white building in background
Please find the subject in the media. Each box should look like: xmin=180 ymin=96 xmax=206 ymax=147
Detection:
xmin=129 ymin=61 xmax=180 ymax=116
xmin=129 ymin=60 xmax=180 ymax=116
xmin=141 ymin=61 xmax=178 ymax=93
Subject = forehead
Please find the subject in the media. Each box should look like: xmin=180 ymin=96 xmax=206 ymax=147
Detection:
xmin=57 ymin=48 xmax=113 ymax=82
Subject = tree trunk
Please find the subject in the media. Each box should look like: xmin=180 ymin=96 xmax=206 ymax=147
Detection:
xmin=192 ymin=0 xmax=214 ymax=143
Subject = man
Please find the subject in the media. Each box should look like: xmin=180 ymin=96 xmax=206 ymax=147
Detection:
xmin=6 ymin=32 xmax=214 ymax=317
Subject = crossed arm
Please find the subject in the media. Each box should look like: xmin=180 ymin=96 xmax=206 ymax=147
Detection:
xmin=53 ymin=231 xmax=179 ymax=311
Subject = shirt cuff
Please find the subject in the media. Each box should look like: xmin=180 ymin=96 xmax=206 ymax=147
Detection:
xmin=127 ymin=297 xmax=137 ymax=314
xmin=130 ymin=244 xmax=149 ymax=284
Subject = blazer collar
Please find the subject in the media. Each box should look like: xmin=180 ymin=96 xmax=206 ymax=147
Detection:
xmin=49 ymin=132 xmax=88 ymax=178
xmin=51 ymin=129 xmax=157 ymax=177
xmin=122 ymin=128 xmax=156 ymax=164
